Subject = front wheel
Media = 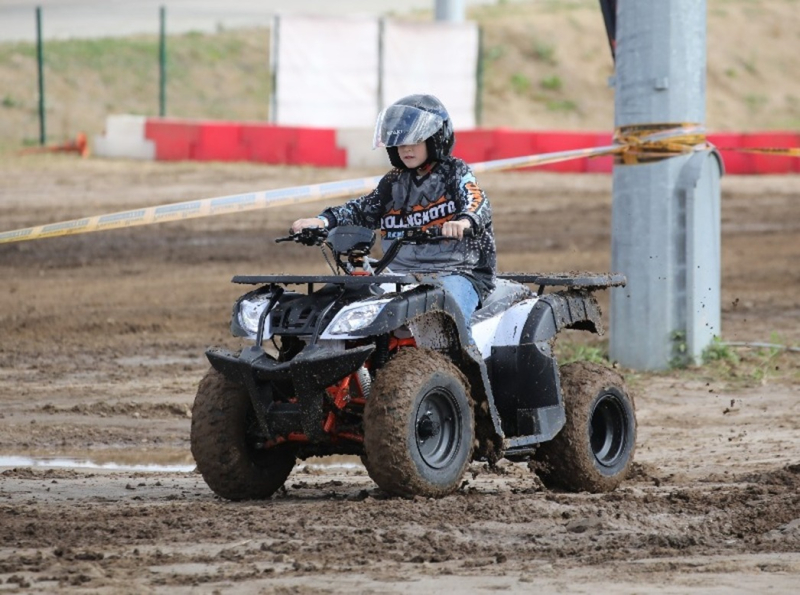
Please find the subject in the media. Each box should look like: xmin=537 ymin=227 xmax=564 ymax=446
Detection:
xmin=191 ymin=368 xmax=296 ymax=500
xmin=363 ymin=348 xmax=474 ymax=498
xmin=533 ymin=361 xmax=636 ymax=493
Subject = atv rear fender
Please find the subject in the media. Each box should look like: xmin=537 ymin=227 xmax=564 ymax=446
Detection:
xmin=490 ymin=290 xmax=605 ymax=447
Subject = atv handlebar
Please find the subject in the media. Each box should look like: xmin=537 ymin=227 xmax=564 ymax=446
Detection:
xmin=275 ymin=225 xmax=472 ymax=246
xmin=372 ymin=226 xmax=474 ymax=275
xmin=275 ymin=225 xmax=474 ymax=275
xmin=392 ymin=226 xmax=474 ymax=243
xmin=275 ymin=227 xmax=328 ymax=246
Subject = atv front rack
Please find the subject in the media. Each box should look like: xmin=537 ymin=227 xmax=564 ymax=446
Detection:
xmin=232 ymin=274 xmax=420 ymax=288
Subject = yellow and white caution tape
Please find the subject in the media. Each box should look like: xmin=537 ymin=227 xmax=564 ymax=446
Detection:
xmin=471 ymin=144 xmax=620 ymax=173
xmin=0 ymin=175 xmax=382 ymax=245
xmin=722 ymin=147 xmax=800 ymax=157
xmin=1 ymin=124 xmax=794 ymax=245
xmin=0 ymin=143 xmax=629 ymax=245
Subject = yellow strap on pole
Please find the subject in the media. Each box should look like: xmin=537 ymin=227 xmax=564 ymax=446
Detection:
xmin=613 ymin=123 xmax=709 ymax=164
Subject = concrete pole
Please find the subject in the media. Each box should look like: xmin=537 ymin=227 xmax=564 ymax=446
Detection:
xmin=435 ymin=0 xmax=465 ymax=22
xmin=609 ymin=0 xmax=723 ymax=370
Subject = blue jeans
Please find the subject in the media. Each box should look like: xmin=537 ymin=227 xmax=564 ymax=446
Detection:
xmin=440 ymin=274 xmax=479 ymax=328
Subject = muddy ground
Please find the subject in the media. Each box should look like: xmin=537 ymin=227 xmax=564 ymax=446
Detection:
xmin=0 ymin=155 xmax=798 ymax=593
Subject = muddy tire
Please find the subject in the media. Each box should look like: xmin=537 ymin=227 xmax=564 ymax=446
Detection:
xmin=533 ymin=362 xmax=636 ymax=493
xmin=363 ymin=348 xmax=474 ymax=498
xmin=191 ymin=368 xmax=295 ymax=500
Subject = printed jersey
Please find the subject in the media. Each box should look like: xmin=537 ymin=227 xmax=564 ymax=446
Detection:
xmin=319 ymin=157 xmax=496 ymax=301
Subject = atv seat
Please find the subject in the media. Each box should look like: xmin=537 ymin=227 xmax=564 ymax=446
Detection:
xmin=470 ymin=278 xmax=534 ymax=324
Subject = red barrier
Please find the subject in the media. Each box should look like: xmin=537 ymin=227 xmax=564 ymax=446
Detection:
xmin=707 ymin=133 xmax=749 ymax=174
xmin=193 ymin=122 xmax=249 ymax=162
xmin=290 ymin=128 xmax=347 ymax=167
xmin=488 ymin=129 xmax=536 ymax=161
xmin=452 ymin=129 xmax=495 ymax=163
xmin=144 ymin=119 xmax=200 ymax=161
xmin=241 ymin=124 xmax=295 ymax=164
xmin=142 ymin=118 xmax=799 ymax=174
xmin=741 ymin=132 xmax=798 ymax=175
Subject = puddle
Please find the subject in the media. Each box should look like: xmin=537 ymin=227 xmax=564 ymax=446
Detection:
xmin=0 ymin=454 xmax=364 ymax=473
xmin=0 ymin=455 xmax=196 ymax=473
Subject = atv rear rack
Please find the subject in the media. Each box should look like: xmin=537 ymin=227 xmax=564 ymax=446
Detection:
xmin=499 ymin=272 xmax=626 ymax=294
xmin=233 ymin=272 xmax=626 ymax=290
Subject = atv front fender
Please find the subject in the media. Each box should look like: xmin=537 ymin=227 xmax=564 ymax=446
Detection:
xmin=206 ymin=343 xmax=374 ymax=441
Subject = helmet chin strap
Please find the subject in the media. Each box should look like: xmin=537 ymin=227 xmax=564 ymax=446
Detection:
xmin=416 ymin=160 xmax=436 ymax=174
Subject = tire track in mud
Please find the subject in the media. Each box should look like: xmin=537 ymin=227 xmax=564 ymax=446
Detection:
xmin=2 ymin=463 xmax=798 ymax=585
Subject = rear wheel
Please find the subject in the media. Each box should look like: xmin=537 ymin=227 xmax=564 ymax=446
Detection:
xmin=191 ymin=368 xmax=296 ymax=500
xmin=533 ymin=362 xmax=636 ymax=493
xmin=363 ymin=349 xmax=474 ymax=498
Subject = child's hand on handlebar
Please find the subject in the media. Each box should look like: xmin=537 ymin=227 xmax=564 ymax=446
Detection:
xmin=441 ymin=219 xmax=472 ymax=240
xmin=291 ymin=217 xmax=326 ymax=234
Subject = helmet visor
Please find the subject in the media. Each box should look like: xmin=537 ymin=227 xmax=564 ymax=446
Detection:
xmin=372 ymin=105 xmax=444 ymax=149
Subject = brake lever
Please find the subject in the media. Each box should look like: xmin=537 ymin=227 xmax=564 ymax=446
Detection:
xmin=274 ymin=228 xmax=328 ymax=246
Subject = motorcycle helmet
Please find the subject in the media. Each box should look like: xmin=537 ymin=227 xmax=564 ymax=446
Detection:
xmin=373 ymin=94 xmax=455 ymax=169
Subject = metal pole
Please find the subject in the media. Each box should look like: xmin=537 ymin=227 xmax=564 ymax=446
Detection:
xmin=269 ymin=15 xmax=280 ymax=123
xmin=475 ymin=25 xmax=483 ymax=126
xmin=435 ymin=0 xmax=465 ymax=22
xmin=35 ymin=6 xmax=45 ymax=145
xmin=159 ymin=6 xmax=166 ymax=117
xmin=377 ymin=18 xmax=385 ymax=112
xmin=609 ymin=0 xmax=723 ymax=370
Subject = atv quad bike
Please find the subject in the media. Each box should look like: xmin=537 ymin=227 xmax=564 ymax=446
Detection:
xmin=190 ymin=225 xmax=636 ymax=500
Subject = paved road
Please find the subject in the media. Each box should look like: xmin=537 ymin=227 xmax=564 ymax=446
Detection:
xmin=0 ymin=0 xmax=503 ymax=42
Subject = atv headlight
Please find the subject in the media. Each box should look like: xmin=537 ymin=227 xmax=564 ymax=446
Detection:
xmin=327 ymin=299 xmax=391 ymax=335
xmin=237 ymin=293 xmax=273 ymax=337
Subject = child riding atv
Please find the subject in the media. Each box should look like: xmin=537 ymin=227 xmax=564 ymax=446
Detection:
xmin=190 ymin=95 xmax=637 ymax=501
xmin=291 ymin=93 xmax=495 ymax=326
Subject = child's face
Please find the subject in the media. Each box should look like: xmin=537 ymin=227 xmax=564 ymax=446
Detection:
xmin=398 ymin=142 xmax=428 ymax=169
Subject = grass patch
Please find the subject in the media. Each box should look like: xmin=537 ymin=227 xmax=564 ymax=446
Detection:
xmin=540 ymin=75 xmax=562 ymax=91
xmin=669 ymin=333 xmax=798 ymax=388
xmin=744 ymin=93 xmax=768 ymax=113
xmin=531 ymin=40 xmax=557 ymax=65
xmin=556 ymin=341 xmax=608 ymax=365
xmin=510 ymin=73 xmax=531 ymax=94
xmin=484 ymin=45 xmax=506 ymax=62
xmin=2 ymin=95 xmax=20 ymax=108
xmin=545 ymin=99 xmax=577 ymax=112
xmin=702 ymin=336 xmax=739 ymax=365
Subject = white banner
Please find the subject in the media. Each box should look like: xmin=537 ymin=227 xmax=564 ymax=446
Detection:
xmin=273 ymin=16 xmax=478 ymax=129
xmin=381 ymin=20 xmax=479 ymax=129
xmin=273 ymin=15 xmax=380 ymax=127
